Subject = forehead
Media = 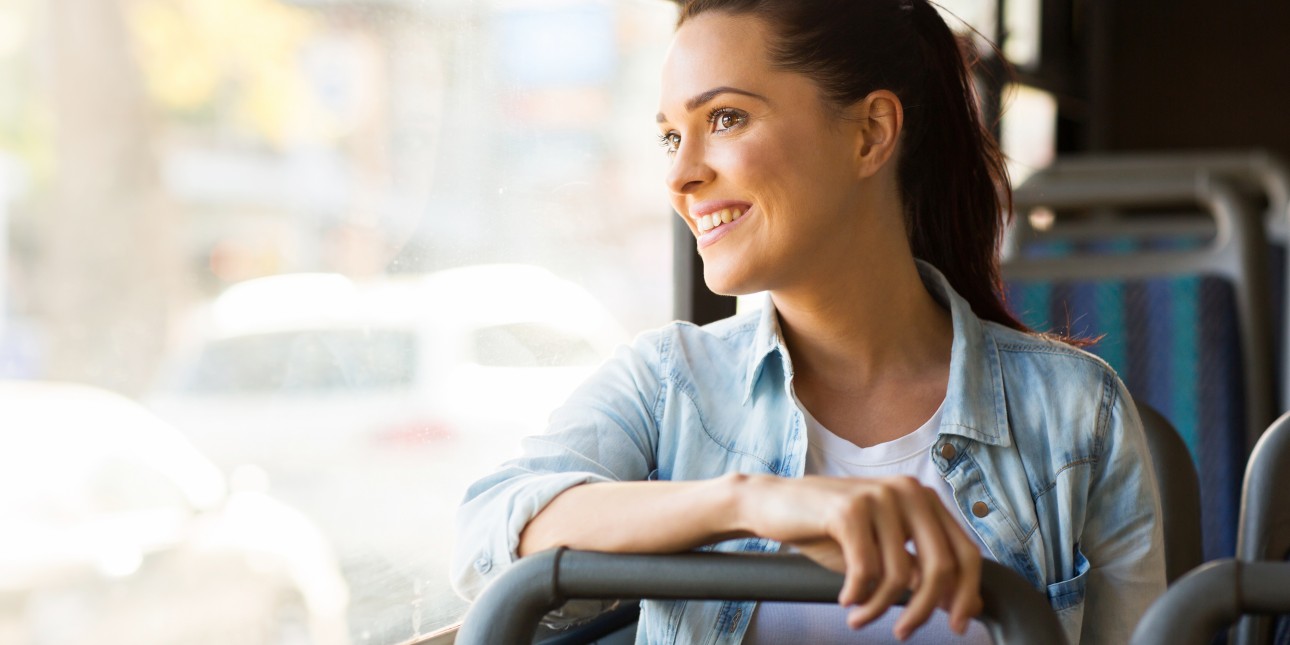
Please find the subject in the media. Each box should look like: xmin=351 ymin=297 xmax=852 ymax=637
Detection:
xmin=659 ymin=12 xmax=776 ymax=109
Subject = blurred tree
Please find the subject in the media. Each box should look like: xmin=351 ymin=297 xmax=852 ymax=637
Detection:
xmin=38 ymin=0 xmax=176 ymax=395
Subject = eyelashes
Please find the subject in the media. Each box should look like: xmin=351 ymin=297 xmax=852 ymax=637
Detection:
xmin=657 ymin=107 xmax=749 ymax=155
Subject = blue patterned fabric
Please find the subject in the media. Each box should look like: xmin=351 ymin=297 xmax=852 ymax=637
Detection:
xmin=1004 ymin=235 xmax=1245 ymax=561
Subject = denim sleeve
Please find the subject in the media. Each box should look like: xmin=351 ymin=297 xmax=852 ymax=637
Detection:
xmin=450 ymin=331 xmax=665 ymax=601
xmin=1075 ymin=375 xmax=1167 ymax=644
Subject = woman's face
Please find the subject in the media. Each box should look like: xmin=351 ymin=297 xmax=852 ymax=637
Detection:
xmin=657 ymin=11 xmax=880 ymax=296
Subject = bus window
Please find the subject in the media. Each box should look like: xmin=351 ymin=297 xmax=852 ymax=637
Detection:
xmin=0 ymin=0 xmax=676 ymax=642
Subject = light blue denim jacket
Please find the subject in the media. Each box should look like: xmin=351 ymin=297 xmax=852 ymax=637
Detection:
xmin=452 ymin=261 xmax=1166 ymax=644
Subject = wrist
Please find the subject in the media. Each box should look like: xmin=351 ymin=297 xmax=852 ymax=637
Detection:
xmin=720 ymin=471 xmax=762 ymax=538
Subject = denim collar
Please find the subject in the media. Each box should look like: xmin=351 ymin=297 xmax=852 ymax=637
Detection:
xmin=741 ymin=259 xmax=1011 ymax=447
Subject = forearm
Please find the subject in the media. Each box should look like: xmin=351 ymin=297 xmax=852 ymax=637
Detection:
xmin=517 ymin=472 xmax=755 ymax=557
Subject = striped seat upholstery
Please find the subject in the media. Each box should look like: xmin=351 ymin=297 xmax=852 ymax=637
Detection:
xmin=1005 ymin=235 xmax=1245 ymax=560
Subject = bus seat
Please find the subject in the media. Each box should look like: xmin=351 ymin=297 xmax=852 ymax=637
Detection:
xmin=1137 ymin=400 xmax=1205 ymax=584
xmin=1002 ymin=171 xmax=1275 ymax=561
xmin=1015 ymin=151 xmax=1290 ymax=414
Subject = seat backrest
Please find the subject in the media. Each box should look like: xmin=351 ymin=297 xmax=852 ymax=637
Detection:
xmin=1012 ymin=151 xmax=1290 ymax=412
xmin=1136 ymin=400 xmax=1205 ymax=583
xmin=1003 ymin=172 xmax=1273 ymax=560
xmin=1233 ymin=411 xmax=1290 ymax=645
xmin=1130 ymin=560 xmax=1290 ymax=645
xmin=455 ymin=549 xmax=1068 ymax=645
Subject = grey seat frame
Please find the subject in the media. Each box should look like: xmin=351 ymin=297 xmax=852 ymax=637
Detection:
xmin=1233 ymin=411 xmax=1290 ymax=645
xmin=455 ymin=549 xmax=1068 ymax=645
xmin=1136 ymin=400 xmax=1204 ymax=583
xmin=1130 ymin=559 xmax=1290 ymax=645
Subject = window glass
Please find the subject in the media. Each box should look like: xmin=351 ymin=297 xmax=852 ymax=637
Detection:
xmin=0 ymin=0 xmax=677 ymax=642
xmin=471 ymin=322 xmax=603 ymax=368
xmin=182 ymin=330 xmax=419 ymax=394
xmin=87 ymin=459 xmax=192 ymax=514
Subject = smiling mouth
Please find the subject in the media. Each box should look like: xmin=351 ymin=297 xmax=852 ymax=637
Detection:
xmin=695 ymin=206 xmax=749 ymax=234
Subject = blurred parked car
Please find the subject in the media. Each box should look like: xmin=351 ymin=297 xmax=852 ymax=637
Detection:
xmin=145 ymin=264 xmax=629 ymax=552
xmin=0 ymin=381 xmax=349 ymax=645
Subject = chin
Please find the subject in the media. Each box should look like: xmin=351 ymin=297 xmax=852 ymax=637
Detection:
xmin=701 ymin=263 xmax=759 ymax=298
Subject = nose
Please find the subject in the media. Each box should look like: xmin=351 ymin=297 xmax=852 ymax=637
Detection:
xmin=665 ymin=140 xmax=715 ymax=196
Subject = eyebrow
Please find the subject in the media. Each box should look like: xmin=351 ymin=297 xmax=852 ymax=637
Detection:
xmin=656 ymin=86 xmax=769 ymax=123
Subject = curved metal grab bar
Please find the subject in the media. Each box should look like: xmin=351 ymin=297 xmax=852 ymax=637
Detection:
xmin=456 ymin=549 xmax=1067 ymax=645
xmin=1234 ymin=411 xmax=1290 ymax=645
xmin=1130 ymin=560 xmax=1290 ymax=645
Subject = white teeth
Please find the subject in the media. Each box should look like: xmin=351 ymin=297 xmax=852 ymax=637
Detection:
xmin=696 ymin=207 xmax=747 ymax=234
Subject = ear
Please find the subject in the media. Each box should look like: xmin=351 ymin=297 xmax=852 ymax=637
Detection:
xmin=849 ymin=90 xmax=903 ymax=179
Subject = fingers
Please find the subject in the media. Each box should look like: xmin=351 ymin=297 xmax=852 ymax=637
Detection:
xmin=779 ymin=475 xmax=984 ymax=639
xmin=846 ymin=486 xmax=912 ymax=630
xmin=892 ymin=484 xmax=957 ymax=640
xmin=834 ymin=497 xmax=881 ymax=607
xmin=931 ymin=497 xmax=984 ymax=634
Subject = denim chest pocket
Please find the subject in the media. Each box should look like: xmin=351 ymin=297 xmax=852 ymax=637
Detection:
xmin=1046 ymin=548 xmax=1090 ymax=612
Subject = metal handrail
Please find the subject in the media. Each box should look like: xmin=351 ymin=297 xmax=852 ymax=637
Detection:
xmin=456 ymin=549 xmax=1067 ymax=645
xmin=1234 ymin=411 xmax=1290 ymax=645
xmin=1033 ymin=150 xmax=1290 ymax=220
xmin=1130 ymin=560 xmax=1290 ymax=645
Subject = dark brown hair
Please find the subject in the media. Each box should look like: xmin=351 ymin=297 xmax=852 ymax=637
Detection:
xmin=677 ymin=0 xmax=1030 ymax=335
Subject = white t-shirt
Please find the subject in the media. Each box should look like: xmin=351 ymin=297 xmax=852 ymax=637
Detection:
xmin=743 ymin=399 xmax=995 ymax=644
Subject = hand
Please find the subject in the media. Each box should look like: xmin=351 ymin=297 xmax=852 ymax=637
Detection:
xmin=737 ymin=474 xmax=983 ymax=639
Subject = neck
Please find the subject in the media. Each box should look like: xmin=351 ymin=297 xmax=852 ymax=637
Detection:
xmin=771 ymin=251 xmax=952 ymax=392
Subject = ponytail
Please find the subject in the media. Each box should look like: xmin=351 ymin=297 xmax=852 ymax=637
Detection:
xmin=678 ymin=0 xmax=1032 ymax=335
xmin=899 ymin=0 xmax=1026 ymax=333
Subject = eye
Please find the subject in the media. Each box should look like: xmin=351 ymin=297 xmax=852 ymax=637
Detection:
xmin=708 ymin=107 xmax=747 ymax=133
xmin=658 ymin=131 xmax=681 ymax=155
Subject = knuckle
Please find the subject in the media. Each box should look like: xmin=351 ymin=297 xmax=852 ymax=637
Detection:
xmin=888 ymin=560 xmax=914 ymax=587
xmin=928 ymin=559 xmax=955 ymax=583
xmin=874 ymin=485 xmax=899 ymax=505
xmin=856 ymin=563 xmax=879 ymax=585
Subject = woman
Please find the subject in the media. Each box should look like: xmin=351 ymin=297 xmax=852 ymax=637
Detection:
xmin=453 ymin=0 xmax=1165 ymax=642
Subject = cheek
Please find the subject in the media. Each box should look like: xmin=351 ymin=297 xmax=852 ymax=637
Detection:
xmin=709 ymin=132 xmax=793 ymax=190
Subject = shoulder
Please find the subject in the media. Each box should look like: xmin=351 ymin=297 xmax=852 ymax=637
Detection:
xmin=603 ymin=310 xmax=763 ymax=391
xmin=634 ymin=308 xmax=762 ymax=363
xmin=982 ymin=321 xmax=1134 ymax=448
xmin=985 ymin=320 xmax=1122 ymax=390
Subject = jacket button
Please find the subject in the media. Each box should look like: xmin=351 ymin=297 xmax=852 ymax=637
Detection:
xmin=939 ymin=443 xmax=957 ymax=460
xmin=972 ymin=501 xmax=990 ymax=518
